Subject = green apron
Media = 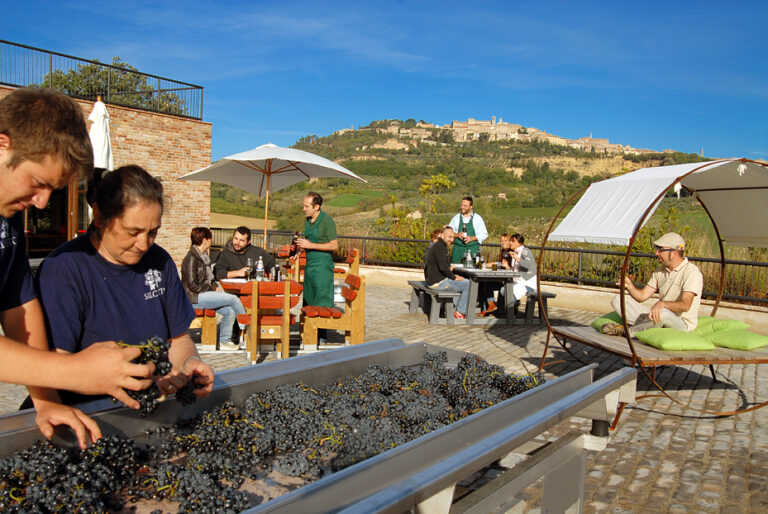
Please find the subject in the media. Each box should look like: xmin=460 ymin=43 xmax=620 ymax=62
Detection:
xmin=304 ymin=211 xmax=335 ymax=307
xmin=451 ymin=213 xmax=479 ymax=264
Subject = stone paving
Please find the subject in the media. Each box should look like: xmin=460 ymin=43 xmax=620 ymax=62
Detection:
xmin=1 ymin=284 xmax=766 ymax=512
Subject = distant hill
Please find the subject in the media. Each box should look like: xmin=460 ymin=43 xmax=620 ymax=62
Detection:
xmin=212 ymin=118 xmax=709 ymax=235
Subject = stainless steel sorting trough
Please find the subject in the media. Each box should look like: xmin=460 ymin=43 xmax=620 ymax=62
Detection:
xmin=0 ymin=339 xmax=636 ymax=513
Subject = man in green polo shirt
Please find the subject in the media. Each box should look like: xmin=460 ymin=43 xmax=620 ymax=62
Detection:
xmin=296 ymin=192 xmax=338 ymax=309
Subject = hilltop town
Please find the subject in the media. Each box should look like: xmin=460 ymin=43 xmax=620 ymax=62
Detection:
xmin=335 ymin=116 xmax=660 ymax=156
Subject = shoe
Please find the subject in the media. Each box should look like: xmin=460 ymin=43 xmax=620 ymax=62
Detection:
xmin=453 ymin=311 xmax=466 ymax=319
xmin=478 ymin=302 xmax=497 ymax=317
xmin=218 ymin=341 xmax=241 ymax=351
xmin=600 ymin=322 xmax=626 ymax=337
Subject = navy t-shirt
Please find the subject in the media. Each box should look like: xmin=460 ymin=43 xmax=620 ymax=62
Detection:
xmin=0 ymin=213 xmax=36 ymax=312
xmin=37 ymin=234 xmax=195 ymax=352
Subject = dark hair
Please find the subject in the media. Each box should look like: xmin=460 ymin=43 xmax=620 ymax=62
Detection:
xmin=0 ymin=87 xmax=93 ymax=181
xmin=234 ymin=226 xmax=251 ymax=241
xmin=462 ymin=196 xmax=473 ymax=206
xmin=430 ymin=227 xmax=442 ymax=240
xmin=511 ymin=233 xmax=524 ymax=245
xmin=91 ymin=165 xmax=164 ymax=229
xmin=191 ymin=227 xmax=212 ymax=246
xmin=306 ymin=191 xmax=323 ymax=208
xmin=500 ymin=233 xmax=511 ymax=240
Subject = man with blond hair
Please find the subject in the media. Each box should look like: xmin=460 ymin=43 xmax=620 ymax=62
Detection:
xmin=0 ymin=88 xmax=154 ymax=447
xmin=602 ymin=232 xmax=703 ymax=337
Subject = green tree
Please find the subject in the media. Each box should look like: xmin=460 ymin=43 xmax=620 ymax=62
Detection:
xmin=37 ymin=57 xmax=186 ymax=115
xmin=418 ymin=173 xmax=456 ymax=236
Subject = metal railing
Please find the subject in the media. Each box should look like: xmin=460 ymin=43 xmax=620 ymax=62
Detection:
xmin=211 ymin=228 xmax=768 ymax=306
xmin=1 ymin=39 xmax=203 ymax=119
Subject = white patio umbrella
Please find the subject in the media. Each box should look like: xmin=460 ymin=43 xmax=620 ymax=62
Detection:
xmin=88 ymin=95 xmax=113 ymax=171
xmin=178 ymin=143 xmax=366 ymax=240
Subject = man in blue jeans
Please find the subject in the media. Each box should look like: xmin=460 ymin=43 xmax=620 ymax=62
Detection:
xmin=424 ymin=226 xmax=470 ymax=319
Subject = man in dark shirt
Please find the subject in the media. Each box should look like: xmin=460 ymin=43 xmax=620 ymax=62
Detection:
xmin=424 ymin=226 xmax=470 ymax=319
xmin=214 ymin=226 xmax=276 ymax=280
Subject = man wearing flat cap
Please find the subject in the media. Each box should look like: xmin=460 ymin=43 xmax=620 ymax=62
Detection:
xmin=602 ymin=232 xmax=703 ymax=337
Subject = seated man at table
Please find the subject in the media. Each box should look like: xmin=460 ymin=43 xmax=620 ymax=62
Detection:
xmin=214 ymin=226 xmax=276 ymax=280
xmin=479 ymin=233 xmax=514 ymax=316
xmin=425 ymin=226 xmax=470 ymax=320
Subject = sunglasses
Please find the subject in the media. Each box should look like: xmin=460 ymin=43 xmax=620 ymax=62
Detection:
xmin=655 ymin=247 xmax=675 ymax=253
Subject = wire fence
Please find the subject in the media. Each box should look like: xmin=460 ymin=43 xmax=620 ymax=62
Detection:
xmin=1 ymin=39 xmax=203 ymax=119
xmin=211 ymin=228 xmax=768 ymax=306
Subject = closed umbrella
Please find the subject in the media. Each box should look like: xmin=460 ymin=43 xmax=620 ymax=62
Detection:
xmin=88 ymin=95 xmax=113 ymax=171
xmin=178 ymin=143 xmax=366 ymax=240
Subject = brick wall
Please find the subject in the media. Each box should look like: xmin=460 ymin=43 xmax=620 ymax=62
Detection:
xmin=0 ymin=86 xmax=212 ymax=266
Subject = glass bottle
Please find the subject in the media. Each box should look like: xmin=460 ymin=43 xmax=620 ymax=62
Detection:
xmin=256 ymin=256 xmax=265 ymax=281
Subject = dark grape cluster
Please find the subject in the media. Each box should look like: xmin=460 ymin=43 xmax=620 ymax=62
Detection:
xmin=175 ymin=380 xmax=203 ymax=406
xmin=122 ymin=335 xmax=172 ymax=415
xmin=0 ymin=352 xmax=545 ymax=512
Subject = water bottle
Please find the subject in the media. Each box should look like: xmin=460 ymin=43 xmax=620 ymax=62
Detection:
xmin=475 ymin=252 xmax=482 ymax=269
xmin=256 ymin=256 xmax=265 ymax=281
xmin=464 ymin=249 xmax=472 ymax=268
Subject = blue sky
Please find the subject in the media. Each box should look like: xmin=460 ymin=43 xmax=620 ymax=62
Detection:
xmin=4 ymin=1 xmax=767 ymax=161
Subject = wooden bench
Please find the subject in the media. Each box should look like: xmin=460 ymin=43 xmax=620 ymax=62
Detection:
xmin=522 ymin=290 xmax=557 ymax=324
xmin=301 ymin=271 xmax=365 ymax=351
xmin=408 ymin=280 xmax=462 ymax=325
xmin=237 ymin=280 xmax=303 ymax=363
xmin=191 ymin=308 xmax=218 ymax=348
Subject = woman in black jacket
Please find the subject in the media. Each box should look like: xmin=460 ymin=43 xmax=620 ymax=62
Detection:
xmin=181 ymin=227 xmax=246 ymax=348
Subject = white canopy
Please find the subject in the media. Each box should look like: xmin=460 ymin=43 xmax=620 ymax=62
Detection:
xmin=549 ymin=159 xmax=768 ymax=247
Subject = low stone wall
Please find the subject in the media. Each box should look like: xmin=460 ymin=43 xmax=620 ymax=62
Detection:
xmin=357 ymin=265 xmax=768 ymax=333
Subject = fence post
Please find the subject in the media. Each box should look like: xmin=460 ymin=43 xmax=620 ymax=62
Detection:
xmin=577 ymin=250 xmax=583 ymax=285
xmin=48 ymin=53 xmax=52 ymax=88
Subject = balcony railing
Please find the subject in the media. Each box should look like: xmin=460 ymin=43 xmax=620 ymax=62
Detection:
xmin=211 ymin=228 xmax=768 ymax=307
xmin=0 ymin=39 xmax=203 ymax=119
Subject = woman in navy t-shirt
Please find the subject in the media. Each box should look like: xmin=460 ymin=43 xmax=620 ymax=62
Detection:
xmin=37 ymin=166 xmax=214 ymax=404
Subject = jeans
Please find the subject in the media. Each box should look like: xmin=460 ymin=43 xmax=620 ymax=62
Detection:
xmin=194 ymin=291 xmax=246 ymax=343
xmin=432 ymin=278 xmax=470 ymax=315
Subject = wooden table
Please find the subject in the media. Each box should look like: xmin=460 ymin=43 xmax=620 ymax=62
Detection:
xmin=220 ymin=278 xmax=248 ymax=295
xmin=452 ymin=267 xmax=520 ymax=325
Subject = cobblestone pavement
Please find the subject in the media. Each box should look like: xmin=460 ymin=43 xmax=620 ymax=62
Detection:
xmin=1 ymin=284 xmax=766 ymax=512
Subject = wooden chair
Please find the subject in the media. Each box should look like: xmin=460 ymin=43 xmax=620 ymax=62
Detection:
xmin=301 ymin=270 xmax=365 ymax=351
xmin=236 ymin=280 xmax=303 ymax=363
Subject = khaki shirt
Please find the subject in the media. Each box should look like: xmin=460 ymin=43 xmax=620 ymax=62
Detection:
xmin=647 ymin=258 xmax=703 ymax=331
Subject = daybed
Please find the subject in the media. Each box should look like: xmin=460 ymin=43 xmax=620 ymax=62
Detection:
xmin=535 ymin=158 xmax=768 ymax=417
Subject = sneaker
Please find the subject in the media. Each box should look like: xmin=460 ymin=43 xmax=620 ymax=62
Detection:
xmin=218 ymin=341 xmax=241 ymax=351
xmin=600 ymin=322 xmax=626 ymax=337
xmin=478 ymin=301 xmax=497 ymax=317
xmin=453 ymin=311 xmax=466 ymax=319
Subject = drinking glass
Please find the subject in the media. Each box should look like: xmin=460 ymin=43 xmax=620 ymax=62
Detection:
xmin=246 ymin=257 xmax=254 ymax=279
xmin=492 ymin=262 xmax=498 ymax=271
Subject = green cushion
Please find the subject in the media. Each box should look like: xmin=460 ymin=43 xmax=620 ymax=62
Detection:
xmin=591 ymin=311 xmax=623 ymax=330
xmin=707 ymin=329 xmax=768 ymax=350
xmin=692 ymin=316 xmax=749 ymax=337
xmin=635 ymin=328 xmax=715 ymax=351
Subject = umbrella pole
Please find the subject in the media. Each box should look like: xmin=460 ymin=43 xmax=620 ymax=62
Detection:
xmin=263 ymin=171 xmax=270 ymax=246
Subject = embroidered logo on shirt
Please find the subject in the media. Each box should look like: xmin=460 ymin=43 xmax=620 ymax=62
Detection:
xmin=144 ymin=269 xmax=166 ymax=300
xmin=0 ymin=219 xmax=17 ymax=249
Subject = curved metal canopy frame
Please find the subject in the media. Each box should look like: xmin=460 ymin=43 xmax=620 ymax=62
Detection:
xmin=536 ymin=158 xmax=768 ymax=417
